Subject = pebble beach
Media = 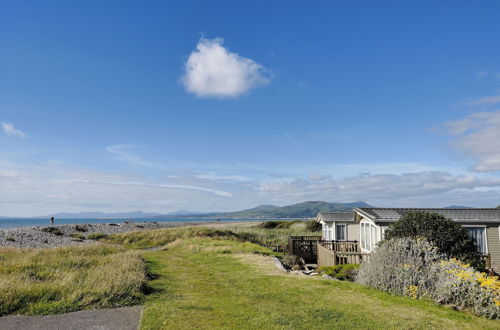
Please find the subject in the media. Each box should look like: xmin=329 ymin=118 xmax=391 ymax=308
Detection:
xmin=0 ymin=221 xmax=220 ymax=248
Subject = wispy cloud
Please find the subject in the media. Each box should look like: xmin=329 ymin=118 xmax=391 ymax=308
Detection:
xmin=105 ymin=144 xmax=169 ymax=170
xmin=476 ymin=71 xmax=489 ymax=79
xmin=195 ymin=172 xmax=252 ymax=182
xmin=445 ymin=110 xmax=500 ymax=171
xmin=181 ymin=38 xmax=270 ymax=98
xmin=466 ymin=95 xmax=500 ymax=107
xmin=1 ymin=122 xmax=26 ymax=138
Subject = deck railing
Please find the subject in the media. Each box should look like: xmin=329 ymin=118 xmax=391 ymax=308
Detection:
xmin=317 ymin=243 xmax=370 ymax=267
xmin=287 ymin=236 xmax=363 ymax=264
xmin=319 ymin=240 xmax=360 ymax=253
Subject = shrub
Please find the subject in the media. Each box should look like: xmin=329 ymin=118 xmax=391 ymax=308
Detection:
xmin=6 ymin=237 xmax=15 ymax=242
xmin=87 ymin=233 xmax=108 ymax=240
xmin=356 ymin=238 xmax=443 ymax=295
xmin=282 ymin=255 xmax=302 ymax=269
xmin=433 ymin=259 xmax=500 ymax=318
xmin=258 ymin=221 xmax=294 ymax=229
xmin=305 ymin=219 xmax=322 ymax=232
xmin=41 ymin=227 xmax=63 ymax=236
xmin=384 ymin=211 xmax=483 ymax=269
xmin=317 ymin=264 xmax=359 ymax=281
xmin=74 ymin=225 xmax=88 ymax=232
xmin=356 ymin=237 xmax=500 ymax=318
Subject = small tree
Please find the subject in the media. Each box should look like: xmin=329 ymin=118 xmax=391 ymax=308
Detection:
xmin=384 ymin=211 xmax=483 ymax=269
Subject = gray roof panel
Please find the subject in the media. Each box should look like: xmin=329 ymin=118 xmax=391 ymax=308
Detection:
xmin=317 ymin=212 xmax=355 ymax=222
xmin=356 ymin=208 xmax=500 ymax=223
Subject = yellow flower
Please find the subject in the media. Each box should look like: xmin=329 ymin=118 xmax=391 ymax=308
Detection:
xmin=406 ymin=285 xmax=418 ymax=299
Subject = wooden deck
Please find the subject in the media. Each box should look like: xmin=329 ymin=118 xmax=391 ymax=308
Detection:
xmin=288 ymin=236 xmax=367 ymax=266
xmin=317 ymin=243 xmax=370 ymax=267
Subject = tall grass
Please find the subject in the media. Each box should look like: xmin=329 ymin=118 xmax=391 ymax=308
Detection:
xmin=103 ymin=222 xmax=319 ymax=249
xmin=0 ymin=245 xmax=147 ymax=315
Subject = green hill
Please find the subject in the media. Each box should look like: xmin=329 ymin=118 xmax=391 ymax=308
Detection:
xmin=155 ymin=201 xmax=371 ymax=219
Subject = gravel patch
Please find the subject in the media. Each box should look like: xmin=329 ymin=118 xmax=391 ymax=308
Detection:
xmin=0 ymin=221 xmax=218 ymax=248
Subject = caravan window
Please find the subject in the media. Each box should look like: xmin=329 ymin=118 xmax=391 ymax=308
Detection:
xmin=360 ymin=222 xmax=378 ymax=251
xmin=336 ymin=224 xmax=346 ymax=241
xmin=464 ymin=227 xmax=487 ymax=254
xmin=322 ymin=223 xmax=333 ymax=240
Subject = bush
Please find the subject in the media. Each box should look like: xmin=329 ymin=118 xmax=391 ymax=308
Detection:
xmin=317 ymin=264 xmax=359 ymax=281
xmin=87 ymin=233 xmax=108 ymax=240
xmin=258 ymin=221 xmax=295 ymax=229
xmin=434 ymin=259 xmax=500 ymax=318
xmin=356 ymin=237 xmax=443 ymax=295
xmin=305 ymin=219 xmax=322 ymax=232
xmin=384 ymin=211 xmax=483 ymax=269
xmin=74 ymin=225 xmax=88 ymax=232
xmin=356 ymin=237 xmax=500 ymax=319
xmin=41 ymin=227 xmax=63 ymax=236
xmin=282 ymin=255 xmax=302 ymax=269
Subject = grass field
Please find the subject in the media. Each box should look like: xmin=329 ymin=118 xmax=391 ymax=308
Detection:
xmin=1 ymin=223 xmax=499 ymax=328
xmin=139 ymin=236 xmax=499 ymax=329
xmin=0 ymin=245 xmax=146 ymax=316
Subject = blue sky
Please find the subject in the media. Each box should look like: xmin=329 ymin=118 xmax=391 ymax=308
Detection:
xmin=1 ymin=1 xmax=500 ymax=216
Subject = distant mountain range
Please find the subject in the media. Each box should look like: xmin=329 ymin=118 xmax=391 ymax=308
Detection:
xmin=153 ymin=201 xmax=373 ymax=219
xmin=42 ymin=211 xmax=163 ymax=219
xmin=4 ymin=201 xmax=494 ymax=219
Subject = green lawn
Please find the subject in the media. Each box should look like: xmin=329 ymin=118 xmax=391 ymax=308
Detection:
xmin=139 ymin=237 xmax=499 ymax=329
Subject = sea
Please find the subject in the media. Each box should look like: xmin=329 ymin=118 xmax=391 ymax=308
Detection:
xmin=0 ymin=217 xmax=266 ymax=230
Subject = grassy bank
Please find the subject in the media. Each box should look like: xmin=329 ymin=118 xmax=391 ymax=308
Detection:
xmin=0 ymin=245 xmax=147 ymax=315
xmin=103 ymin=221 xmax=318 ymax=249
xmin=140 ymin=237 xmax=499 ymax=329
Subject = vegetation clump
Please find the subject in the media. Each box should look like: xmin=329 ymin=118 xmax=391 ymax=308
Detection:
xmin=41 ymin=227 xmax=63 ymax=236
xmin=258 ymin=220 xmax=296 ymax=229
xmin=385 ymin=211 xmax=482 ymax=269
xmin=70 ymin=233 xmax=86 ymax=241
xmin=74 ymin=225 xmax=88 ymax=232
xmin=87 ymin=233 xmax=108 ymax=240
xmin=305 ymin=219 xmax=322 ymax=232
xmin=317 ymin=264 xmax=359 ymax=281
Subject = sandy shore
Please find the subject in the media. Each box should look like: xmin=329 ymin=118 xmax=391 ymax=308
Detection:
xmin=0 ymin=220 xmax=232 ymax=248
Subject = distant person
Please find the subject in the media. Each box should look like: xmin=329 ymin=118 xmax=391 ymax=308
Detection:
xmin=50 ymin=216 xmax=54 ymax=225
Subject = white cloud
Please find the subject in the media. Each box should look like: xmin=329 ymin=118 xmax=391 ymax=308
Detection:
xmin=181 ymin=38 xmax=270 ymax=98
xmin=446 ymin=110 xmax=500 ymax=171
xmin=1 ymin=122 xmax=26 ymax=138
xmin=259 ymin=171 xmax=500 ymax=205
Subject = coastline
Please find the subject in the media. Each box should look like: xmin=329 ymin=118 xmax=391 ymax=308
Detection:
xmin=0 ymin=220 xmax=254 ymax=248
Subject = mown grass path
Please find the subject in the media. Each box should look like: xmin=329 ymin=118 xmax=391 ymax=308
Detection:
xmin=140 ymin=238 xmax=499 ymax=329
